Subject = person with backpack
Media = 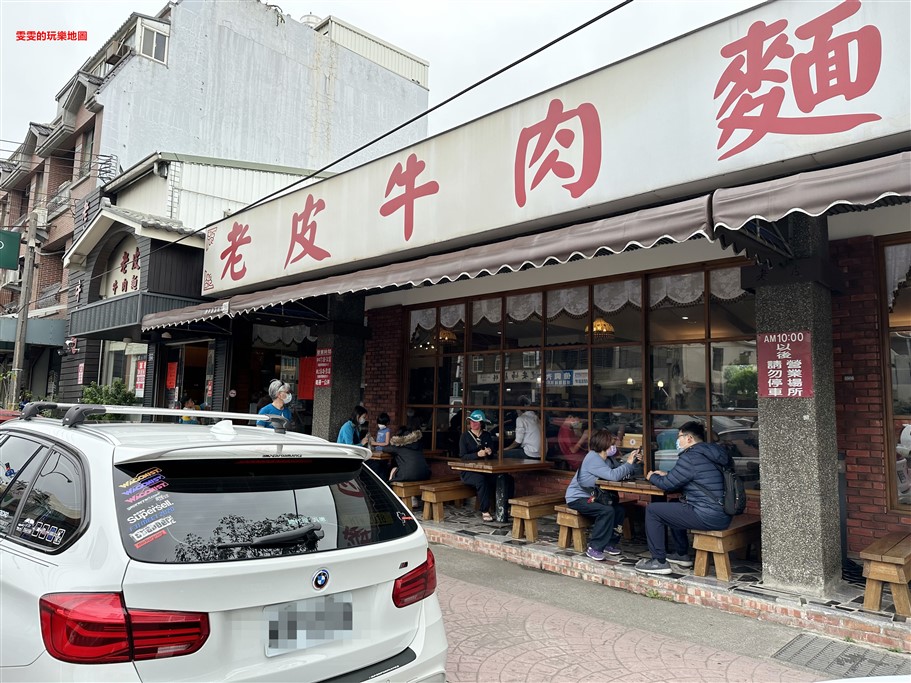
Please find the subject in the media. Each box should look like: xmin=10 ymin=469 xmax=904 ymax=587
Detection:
xmin=634 ymin=420 xmax=733 ymax=575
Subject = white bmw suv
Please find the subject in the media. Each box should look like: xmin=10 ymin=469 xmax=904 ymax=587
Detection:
xmin=0 ymin=403 xmax=447 ymax=682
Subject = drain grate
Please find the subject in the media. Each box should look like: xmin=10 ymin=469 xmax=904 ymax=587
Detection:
xmin=773 ymin=633 xmax=910 ymax=678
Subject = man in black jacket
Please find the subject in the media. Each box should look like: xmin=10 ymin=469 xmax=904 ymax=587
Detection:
xmin=635 ymin=421 xmax=733 ymax=574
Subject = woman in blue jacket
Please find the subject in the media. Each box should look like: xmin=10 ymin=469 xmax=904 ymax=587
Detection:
xmin=565 ymin=429 xmax=640 ymax=561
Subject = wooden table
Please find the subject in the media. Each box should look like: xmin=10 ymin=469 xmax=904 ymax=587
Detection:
xmin=449 ymin=460 xmax=553 ymax=522
xmin=596 ymin=478 xmax=668 ymax=498
xmin=369 ymin=451 xmax=393 ymax=461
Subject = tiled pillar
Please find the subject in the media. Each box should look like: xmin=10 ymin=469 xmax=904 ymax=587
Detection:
xmin=311 ymin=294 xmax=366 ymax=442
xmin=751 ymin=213 xmax=842 ymax=597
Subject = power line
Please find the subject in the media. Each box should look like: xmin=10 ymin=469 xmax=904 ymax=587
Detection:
xmin=3 ymin=1 xmax=635 ymax=317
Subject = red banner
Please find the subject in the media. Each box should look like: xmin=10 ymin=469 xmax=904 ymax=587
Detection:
xmin=166 ymin=362 xmax=178 ymax=390
xmin=757 ymin=331 xmax=813 ymax=398
xmin=299 ymin=356 xmax=316 ymax=401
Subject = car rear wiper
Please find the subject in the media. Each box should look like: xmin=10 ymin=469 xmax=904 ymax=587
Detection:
xmin=215 ymin=522 xmax=324 ymax=551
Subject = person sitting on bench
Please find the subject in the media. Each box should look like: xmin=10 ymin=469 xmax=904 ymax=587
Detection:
xmin=635 ymin=421 xmax=732 ymax=575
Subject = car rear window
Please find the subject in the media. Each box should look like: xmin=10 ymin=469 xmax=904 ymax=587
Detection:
xmin=113 ymin=456 xmax=418 ymax=563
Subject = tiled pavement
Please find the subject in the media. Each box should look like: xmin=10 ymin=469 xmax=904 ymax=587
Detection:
xmin=437 ymin=572 xmax=823 ymax=683
xmin=417 ymin=503 xmax=911 ymax=652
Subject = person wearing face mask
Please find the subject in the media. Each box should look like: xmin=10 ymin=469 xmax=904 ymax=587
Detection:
xmin=635 ymin=420 xmax=733 ymax=575
xmin=256 ymin=379 xmax=294 ymax=429
xmin=556 ymin=411 xmax=590 ymax=470
xmin=337 ymin=405 xmax=369 ymax=446
xmin=564 ymin=429 xmax=640 ymax=561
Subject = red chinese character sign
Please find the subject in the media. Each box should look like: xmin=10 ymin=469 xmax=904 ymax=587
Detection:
xmin=715 ymin=0 xmax=882 ymax=160
xmin=314 ymin=348 xmax=332 ymax=388
xmin=757 ymin=331 xmax=814 ymax=398
xmin=379 ymin=153 xmax=439 ymax=242
xmin=514 ymin=98 xmax=601 ymax=207
xmin=196 ymin=1 xmax=907 ymax=297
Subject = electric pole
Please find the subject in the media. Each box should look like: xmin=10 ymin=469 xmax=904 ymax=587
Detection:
xmin=7 ymin=208 xmax=42 ymax=409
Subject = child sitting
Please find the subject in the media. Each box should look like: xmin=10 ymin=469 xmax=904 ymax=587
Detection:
xmin=370 ymin=412 xmax=391 ymax=452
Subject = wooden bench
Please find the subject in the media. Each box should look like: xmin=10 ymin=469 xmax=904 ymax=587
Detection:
xmin=860 ymin=530 xmax=911 ymax=616
xmin=420 ymin=481 xmax=476 ymax=522
xmin=692 ymin=514 xmax=761 ymax=581
xmin=555 ymin=503 xmax=637 ymax=552
xmin=509 ymin=493 xmax=565 ymax=542
xmin=390 ymin=475 xmax=458 ymax=508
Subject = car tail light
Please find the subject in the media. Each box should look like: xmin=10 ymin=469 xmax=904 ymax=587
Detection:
xmin=392 ymin=548 xmax=437 ymax=608
xmin=40 ymin=593 xmax=209 ymax=664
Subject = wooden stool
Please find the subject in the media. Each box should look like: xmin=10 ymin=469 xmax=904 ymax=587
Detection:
xmin=555 ymin=505 xmax=592 ymax=552
xmin=860 ymin=530 xmax=911 ymax=616
xmin=509 ymin=493 xmax=564 ymax=542
xmin=420 ymin=482 xmax=476 ymax=522
xmin=390 ymin=476 xmax=458 ymax=508
xmin=692 ymin=514 xmax=760 ymax=581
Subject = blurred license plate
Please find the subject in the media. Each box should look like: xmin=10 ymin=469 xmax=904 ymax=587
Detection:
xmin=264 ymin=592 xmax=353 ymax=657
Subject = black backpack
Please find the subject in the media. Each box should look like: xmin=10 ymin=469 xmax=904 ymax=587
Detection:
xmin=693 ymin=449 xmax=747 ymax=516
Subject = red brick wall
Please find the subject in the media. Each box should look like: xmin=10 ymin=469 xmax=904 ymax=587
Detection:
xmin=363 ymin=306 xmax=406 ymax=430
xmin=832 ymin=236 xmax=911 ymax=552
xmin=35 ymin=254 xmax=64 ymax=296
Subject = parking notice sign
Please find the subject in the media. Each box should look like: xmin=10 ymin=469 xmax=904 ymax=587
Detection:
xmin=757 ymin=331 xmax=813 ymax=398
xmin=0 ymin=230 xmax=19 ymax=270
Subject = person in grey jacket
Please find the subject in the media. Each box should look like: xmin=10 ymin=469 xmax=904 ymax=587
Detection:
xmin=565 ymin=429 xmax=641 ymax=561
xmin=635 ymin=420 xmax=733 ymax=574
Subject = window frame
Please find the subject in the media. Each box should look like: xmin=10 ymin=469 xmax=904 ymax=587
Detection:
xmin=140 ymin=26 xmax=169 ymax=64
xmin=0 ymin=432 xmax=89 ymax=554
xmin=402 ymin=258 xmax=757 ymax=480
xmin=879 ymin=234 xmax=911 ymax=512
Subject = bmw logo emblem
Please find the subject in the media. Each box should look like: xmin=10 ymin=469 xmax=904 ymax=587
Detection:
xmin=312 ymin=568 xmax=330 ymax=590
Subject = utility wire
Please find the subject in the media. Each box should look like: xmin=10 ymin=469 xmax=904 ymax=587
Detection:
xmin=2 ymin=1 xmax=635 ymax=317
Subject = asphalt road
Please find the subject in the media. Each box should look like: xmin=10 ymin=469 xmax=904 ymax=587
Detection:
xmin=433 ymin=542 xmax=824 ymax=683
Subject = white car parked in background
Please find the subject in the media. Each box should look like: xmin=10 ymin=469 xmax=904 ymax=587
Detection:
xmin=0 ymin=403 xmax=447 ymax=682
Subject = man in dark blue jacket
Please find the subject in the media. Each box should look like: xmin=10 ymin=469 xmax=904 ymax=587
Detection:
xmin=635 ymin=421 xmax=732 ymax=574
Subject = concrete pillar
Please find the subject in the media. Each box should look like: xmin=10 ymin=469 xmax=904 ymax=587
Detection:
xmin=311 ymin=294 xmax=366 ymax=442
xmin=753 ymin=213 xmax=842 ymax=597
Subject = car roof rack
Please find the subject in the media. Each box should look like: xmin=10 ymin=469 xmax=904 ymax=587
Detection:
xmin=17 ymin=402 xmax=290 ymax=433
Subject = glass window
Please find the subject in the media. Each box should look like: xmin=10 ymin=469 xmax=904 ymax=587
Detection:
xmin=79 ymin=129 xmax=94 ymax=178
xmin=886 ymin=243 xmax=911 ymax=328
xmin=466 ymin=354 xmax=501 ymax=407
xmin=408 ymin=308 xmax=435 ymax=354
xmin=0 ymin=437 xmax=47 ymax=535
xmin=711 ymin=341 xmax=758 ymax=411
xmin=113 ymin=456 xmax=418 ymax=563
xmin=471 ymin=299 xmax=501 ymax=351
xmin=546 ymin=287 xmax=588 ymax=346
xmin=406 ymin=354 xmax=435 ymax=405
xmin=592 ymin=346 xmax=642 ymax=411
xmin=503 ymin=350 xmax=539 ymax=406
xmin=593 ymin=280 xmax=642 ymax=343
xmin=505 ymin=293 xmax=542 ymax=348
xmin=438 ymin=304 xmax=465 ymax=352
xmin=894 ymin=420 xmax=911 ymax=506
xmin=885 ymin=243 xmax=911 ymax=507
xmin=649 ymin=272 xmax=705 ymax=341
xmin=709 ymin=267 xmax=755 ymax=338
xmin=544 ymin=410 xmax=589 ymax=471
xmin=892 ymin=333 xmax=911 ymax=416
xmin=716 ymin=416 xmax=760 ymax=490
xmin=141 ymin=27 xmax=168 ymax=63
xmin=436 ymin=354 xmax=463 ymax=405
xmin=545 ymin=348 xmax=588 ymax=409
xmin=435 ymin=407 xmax=461 ymax=457
xmin=12 ymin=451 xmax=83 ymax=551
xmin=650 ymin=344 xmax=706 ymax=411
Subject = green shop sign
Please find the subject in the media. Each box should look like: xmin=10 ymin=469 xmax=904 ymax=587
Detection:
xmin=0 ymin=230 xmax=20 ymax=270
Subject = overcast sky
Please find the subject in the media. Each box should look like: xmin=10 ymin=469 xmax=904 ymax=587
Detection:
xmin=0 ymin=0 xmax=766 ymax=157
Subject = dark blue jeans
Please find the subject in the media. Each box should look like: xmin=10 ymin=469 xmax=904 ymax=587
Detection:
xmin=567 ymin=498 xmax=625 ymax=551
xmin=644 ymin=501 xmax=711 ymax=561
xmin=460 ymin=472 xmax=494 ymax=512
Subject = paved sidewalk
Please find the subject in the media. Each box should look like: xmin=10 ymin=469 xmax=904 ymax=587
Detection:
xmin=437 ymin=567 xmax=821 ymax=683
